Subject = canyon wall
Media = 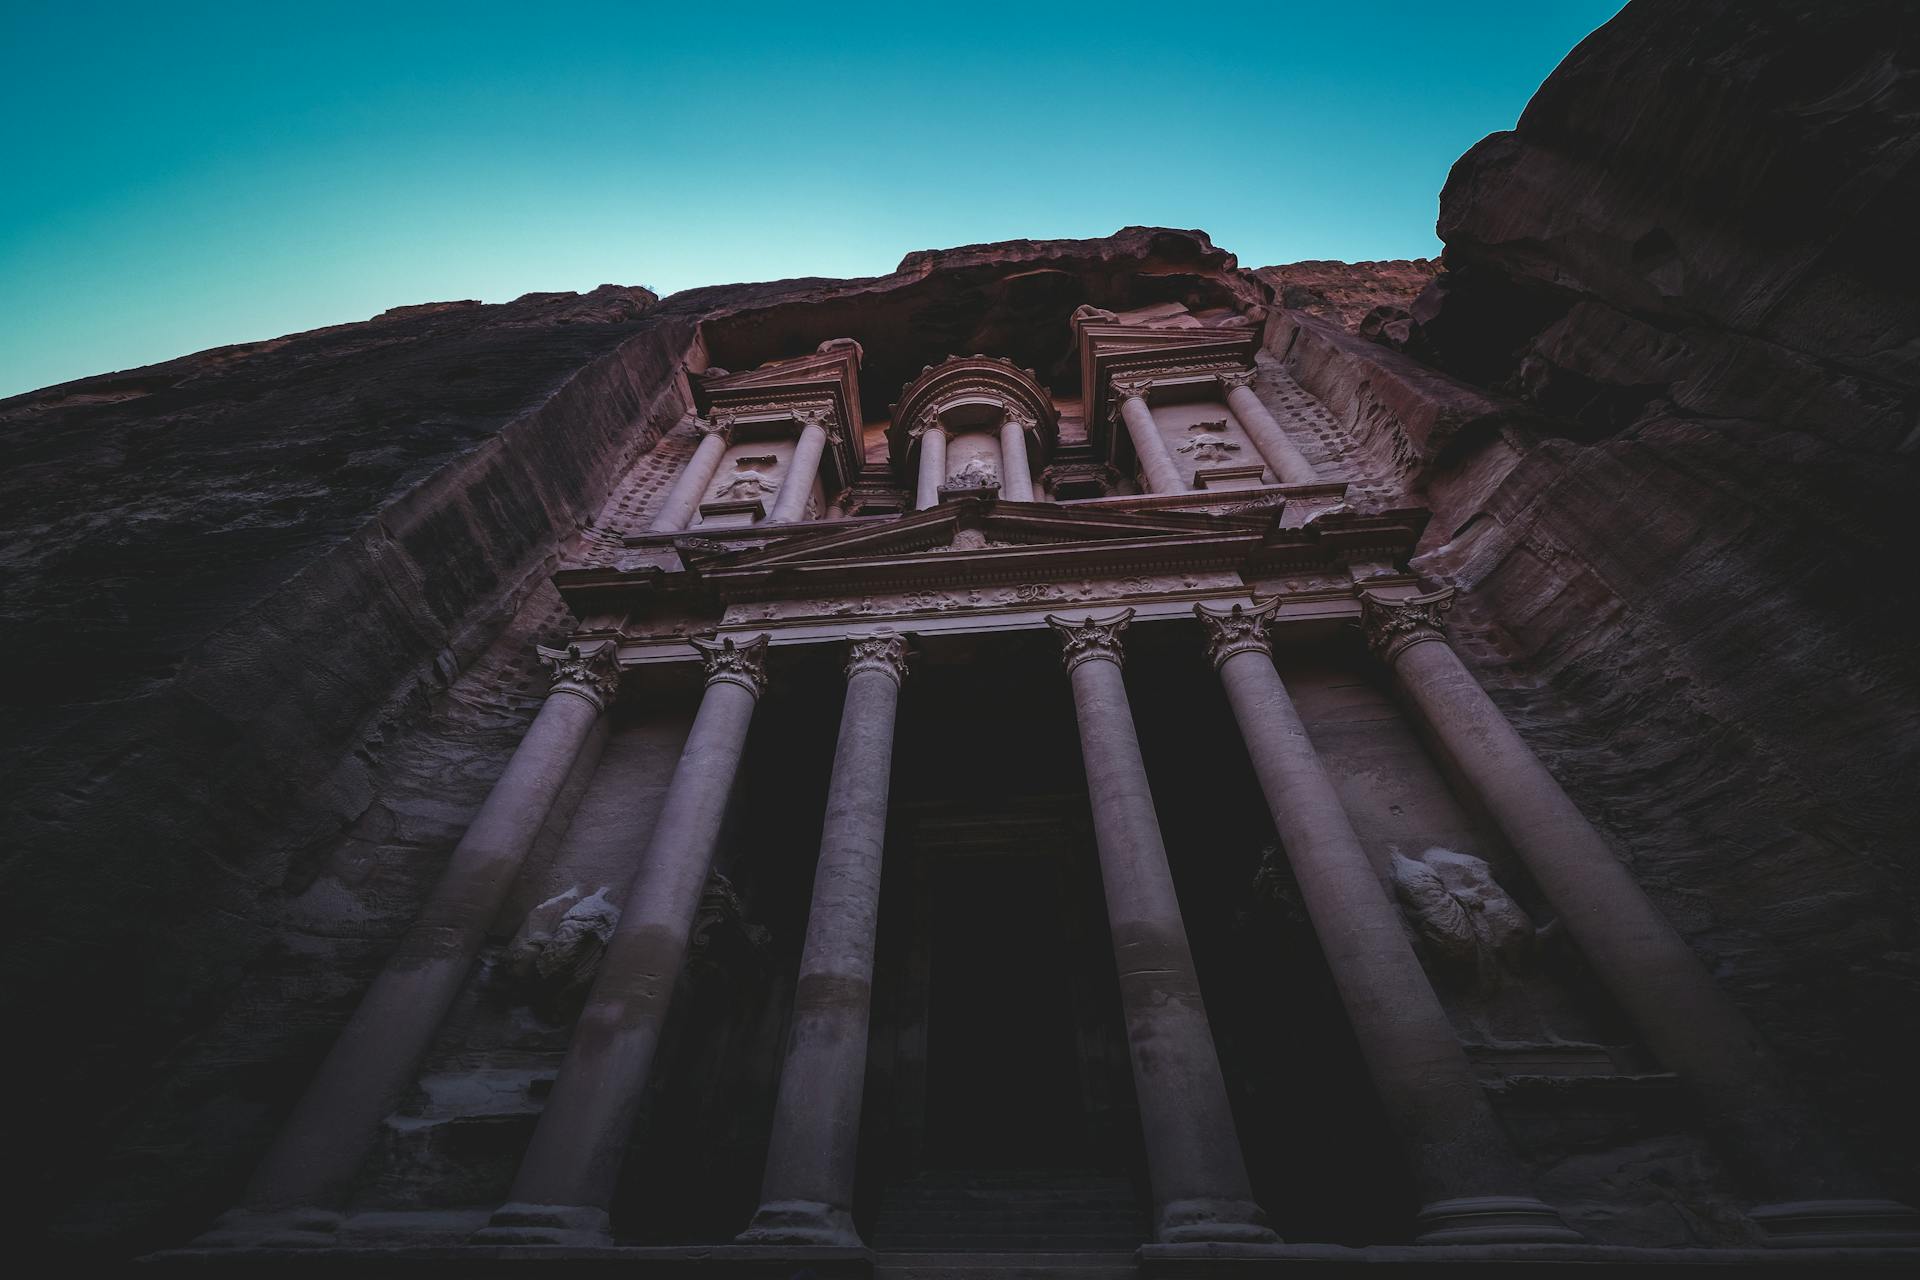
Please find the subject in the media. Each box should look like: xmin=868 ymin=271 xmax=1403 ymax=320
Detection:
xmin=1275 ymin=0 xmax=1920 ymax=1202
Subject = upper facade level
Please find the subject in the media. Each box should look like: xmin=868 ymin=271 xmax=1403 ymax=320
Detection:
xmin=623 ymin=298 xmax=1362 ymax=551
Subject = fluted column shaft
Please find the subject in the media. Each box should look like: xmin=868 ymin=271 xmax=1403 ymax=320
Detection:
xmin=1046 ymin=610 xmax=1275 ymax=1245
xmin=739 ymin=634 xmax=908 ymax=1247
xmin=1365 ymin=590 xmax=1920 ymax=1245
xmin=1115 ymin=386 xmax=1184 ymax=494
xmin=769 ymin=416 xmax=831 ymax=523
xmin=481 ymin=635 xmax=769 ymax=1246
xmin=1220 ymin=372 xmax=1317 ymax=484
xmin=999 ymin=417 xmax=1035 ymax=501
xmin=913 ymin=424 xmax=949 ymax=510
xmin=652 ymin=421 xmax=732 ymax=532
xmin=202 ymin=644 xmax=620 ymax=1246
xmin=1197 ymin=602 xmax=1574 ymax=1245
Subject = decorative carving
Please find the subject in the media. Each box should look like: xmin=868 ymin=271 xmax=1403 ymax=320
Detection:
xmin=1045 ymin=609 xmax=1134 ymax=671
xmin=1390 ymin=848 xmax=1537 ymax=988
xmin=689 ymin=633 xmax=770 ymax=696
xmin=944 ymin=456 xmax=1000 ymax=491
xmin=537 ymin=640 xmax=621 ymax=710
xmin=1359 ymin=587 xmax=1455 ymax=662
xmin=1177 ymin=424 xmax=1242 ymax=463
xmin=507 ymin=885 xmax=621 ymax=1020
xmin=908 ymin=414 xmax=947 ymax=441
xmin=710 ymin=461 xmax=780 ymax=501
xmin=845 ymin=630 xmax=909 ymax=685
xmin=1216 ymin=369 xmax=1256 ymax=393
xmin=1041 ymin=461 xmax=1119 ymax=499
xmin=1109 ymin=378 xmax=1154 ymax=407
xmin=691 ymin=871 xmax=770 ymax=959
xmin=1251 ymin=842 xmax=1307 ymax=925
xmin=697 ymin=415 xmax=734 ymax=439
xmin=1195 ymin=598 xmax=1278 ymax=668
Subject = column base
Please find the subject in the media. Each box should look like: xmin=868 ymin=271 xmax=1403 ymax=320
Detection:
xmin=469 ymin=1202 xmax=613 ymax=1247
xmin=1157 ymin=1197 xmax=1281 ymax=1244
xmin=192 ymin=1206 xmax=343 ymax=1248
xmin=1414 ymin=1196 xmax=1583 ymax=1245
xmin=1750 ymin=1199 xmax=1920 ymax=1247
xmin=735 ymin=1198 xmax=863 ymax=1247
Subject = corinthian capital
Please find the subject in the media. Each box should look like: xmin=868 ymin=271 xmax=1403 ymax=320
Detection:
xmin=537 ymin=640 xmax=622 ymax=711
xmin=1358 ymin=588 xmax=1456 ymax=664
xmin=1215 ymin=368 xmax=1255 ymax=394
xmin=1045 ymin=609 xmax=1135 ymax=672
xmin=1194 ymin=598 xmax=1279 ymax=669
xmin=908 ymin=413 xmax=948 ymax=441
xmin=697 ymin=415 xmax=734 ymax=440
xmin=690 ymin=633 xmax=770 ymax=697
xmin=795 ymin=405 xmax=841 ymax=440
xmin=1110 ymin=377 xmax=1154 ymax=404
xmin=845 ymin=630 xmax=909 ymax=685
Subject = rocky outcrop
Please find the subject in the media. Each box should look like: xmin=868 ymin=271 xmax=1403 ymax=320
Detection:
xmin=1252 ymin=259 xmax=1440 ymax=334
xmin=1277 ymin=0 xmax=1920 ymax=1201
xmin=0 ymin=285 xmax=685 ymax=1253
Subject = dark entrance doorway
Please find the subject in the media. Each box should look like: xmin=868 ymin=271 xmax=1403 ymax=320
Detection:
xmin=922 ymin=853 xmax=1084 ymax=1167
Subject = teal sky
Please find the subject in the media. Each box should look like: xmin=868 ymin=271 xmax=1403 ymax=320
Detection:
xmin=0 ymin=1 xmax=1623 ymax=398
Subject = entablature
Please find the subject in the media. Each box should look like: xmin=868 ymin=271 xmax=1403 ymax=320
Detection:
xmin=554 ymin=496 xmax=1428 ymax=664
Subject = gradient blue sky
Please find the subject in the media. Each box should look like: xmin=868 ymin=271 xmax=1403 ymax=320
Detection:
xmin=0 ymin=1 xmax=1623 ymax=397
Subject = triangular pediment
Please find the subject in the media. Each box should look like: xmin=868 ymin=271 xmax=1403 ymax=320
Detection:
xmin=709 ymin=497 xmax=1267 ymax=573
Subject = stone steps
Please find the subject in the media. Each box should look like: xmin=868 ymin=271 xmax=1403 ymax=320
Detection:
xmin=873 ymin=1169 xmax=1147 ymax=1253
xmin=875 ymin=1251 xmax=1136 ymax=1279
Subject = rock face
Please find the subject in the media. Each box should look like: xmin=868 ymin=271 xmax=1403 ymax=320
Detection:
xmin=1252 ymin=258 xmax=1440 ymax=333
xmin=1276 ymin=0 xmax=1920 ymax=1204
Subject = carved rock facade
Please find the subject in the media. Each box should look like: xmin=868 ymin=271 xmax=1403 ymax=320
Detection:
xmin=4 ymin=9 xmax=1918 ymax=1267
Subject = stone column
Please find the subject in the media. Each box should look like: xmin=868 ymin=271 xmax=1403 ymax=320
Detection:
xmin=1045 ymin=610 xmax=1276 ymax=1245
xmin=479 ymin=634 xmax=770 ymax=1247
xmin=912 ymin=419 xmax=949 ymax=510
xmin=999 ymin=411 xmax=1036 ymax=501
xmin=1361 ymin=588 xmax=1920 ymax=1247
xmin=1195 ymin=601 xmax=1575 ymax=1244
xmin=738 ymin=632 xmax=909 ymax=1247
xmin=198 ymin=642 xmax=621 ymax=1247
xmin=1112 ymin=380 xmax=1184 ymax=495
xmin=1218 ymin=370 xmax=1317 ymax=484
xmin=768 ymin=409 xmax=834 ymax=523
xmin=652 ymin=416 xmax=733 ymax=532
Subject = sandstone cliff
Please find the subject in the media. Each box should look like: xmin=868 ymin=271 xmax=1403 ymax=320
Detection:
xmin=1251 ymin=258 xmax=1440 ymax=333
